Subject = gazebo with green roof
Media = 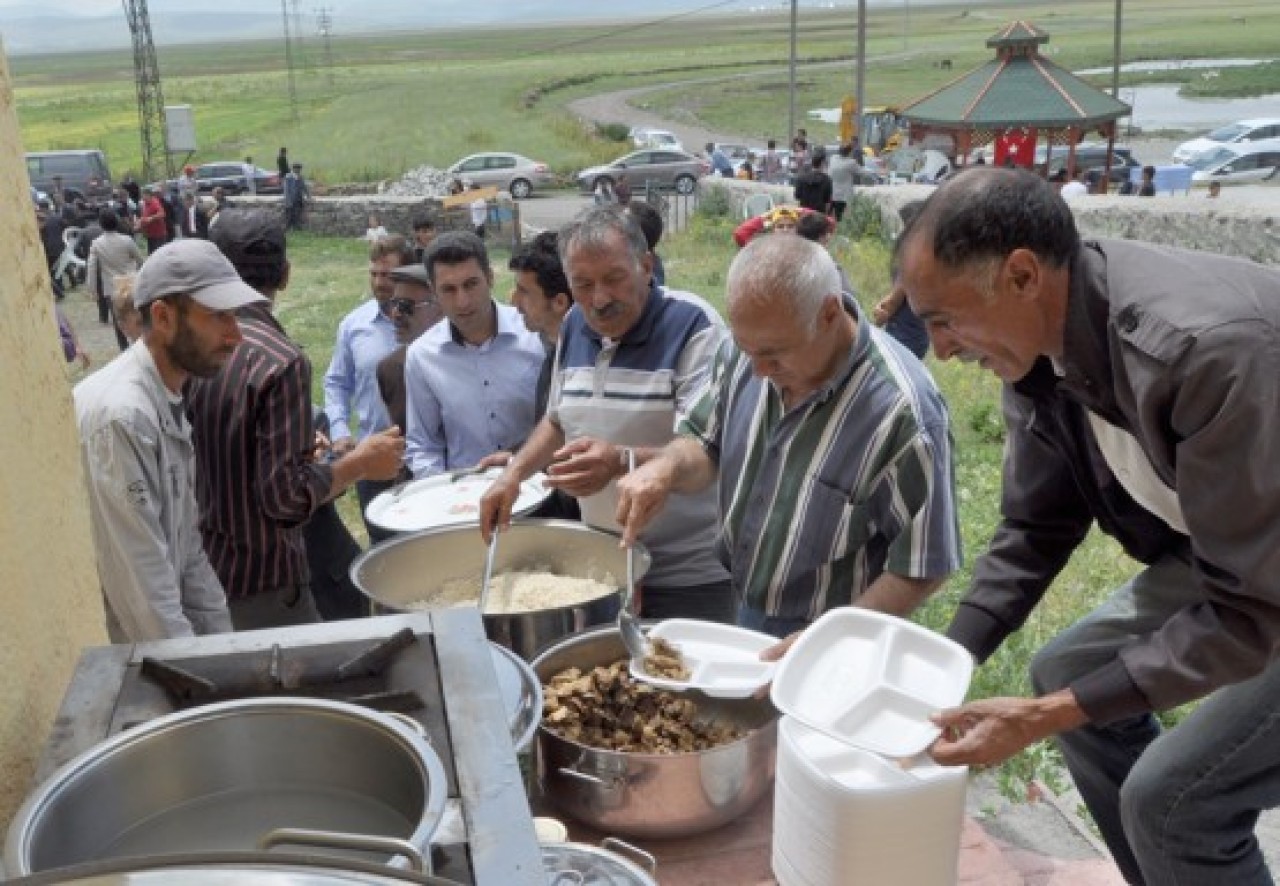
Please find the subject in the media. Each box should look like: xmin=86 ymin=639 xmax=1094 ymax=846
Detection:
xmin=898 ymin=20 xmax=1132 ymax=189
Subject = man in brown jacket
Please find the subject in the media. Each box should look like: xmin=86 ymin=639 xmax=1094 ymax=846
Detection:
xmin=900 ymin=167 xmax=1280 ymax=885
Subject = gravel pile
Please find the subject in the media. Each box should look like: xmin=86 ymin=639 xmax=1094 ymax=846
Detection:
xmin=380 ymin=165 xmax=456 ymax=197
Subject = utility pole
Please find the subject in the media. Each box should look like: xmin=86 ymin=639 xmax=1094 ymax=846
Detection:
xmin=122 ymin=0 xmax=173 ymax=184
xmin=855 ymin=0 xmax=867 ymax=147
xmin=902 ymin=0 xmax=909 ymax=51
xmin=317 ymin=7 xmax=335 ymax=88
xmin=788 ymin=0 xmax=798 ymax=145
xmin=1111 ymin=0 xmax=1123 ymax=97
xmin=291 ymin=0 xmax=307 ymax=69
xmin=281 ymin=0 xmax=299 ymax=121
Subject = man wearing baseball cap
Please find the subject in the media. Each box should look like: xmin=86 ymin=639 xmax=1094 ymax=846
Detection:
xmin=73 ymin=239 xmax=263 ymax=641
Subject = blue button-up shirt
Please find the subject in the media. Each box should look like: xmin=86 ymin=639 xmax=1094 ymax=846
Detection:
xmin=323 ymin=298 xmax=398 ymax=441
xmin=404 ymin=302 xmax=544 ymax=477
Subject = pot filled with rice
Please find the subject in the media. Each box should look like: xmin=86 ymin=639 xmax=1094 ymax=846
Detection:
xmin=349 ymin=519 xmax=650 ymax=661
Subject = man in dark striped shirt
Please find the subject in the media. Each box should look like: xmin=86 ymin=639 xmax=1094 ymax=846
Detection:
xmin=186 ymin=210 xmax=406 ymax=630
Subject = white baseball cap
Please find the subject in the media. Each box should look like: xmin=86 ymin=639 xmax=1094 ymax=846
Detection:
xmin=134 ymin=239 xmax=268 ymax=310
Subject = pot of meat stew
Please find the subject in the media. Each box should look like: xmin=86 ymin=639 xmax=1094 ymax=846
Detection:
xmin=532 ymin=626 xmax=778 ymax=839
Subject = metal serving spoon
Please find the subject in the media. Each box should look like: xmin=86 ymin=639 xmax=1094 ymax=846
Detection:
xmin=478 ymin=530 xmax=499 ymax=616
xmin=616 ymin=448 xmax=652 ymax=661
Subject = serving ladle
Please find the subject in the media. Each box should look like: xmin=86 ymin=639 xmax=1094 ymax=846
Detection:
xmin=617 ymin=448 xmax=653 ymax=661
xmin=478 ymin=529 xmax=499 ymax=616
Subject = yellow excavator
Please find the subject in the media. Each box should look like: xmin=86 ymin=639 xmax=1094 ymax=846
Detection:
xmin=839 ymin=98 xmax=905 ymax=156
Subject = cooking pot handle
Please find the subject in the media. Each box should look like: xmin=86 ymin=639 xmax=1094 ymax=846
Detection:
xmin=558 ymin=766 xmax=623 ymax=794
xmin=601 ymin=837 xmax=657 ymax=874
xmin=259 ymin=827 xmax=429 ymax=873
xmin=383 ymin=711 xmax=432 ymax=744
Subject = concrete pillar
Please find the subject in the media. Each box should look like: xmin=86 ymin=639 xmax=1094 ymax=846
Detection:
xmin=0 ymin=43 xmax=106 ymax=819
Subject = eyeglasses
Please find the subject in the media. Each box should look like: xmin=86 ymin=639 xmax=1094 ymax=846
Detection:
xmin=389 ymin=297 xmax=435 ymax=316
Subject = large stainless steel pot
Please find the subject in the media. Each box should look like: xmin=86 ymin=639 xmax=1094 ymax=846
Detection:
xmin=350 ymin=520 xmax=651 ymax=662
xmin=2 ymin=851 xmax=462 ymax=884
xmin=4 ymin=699 xmax=448 ymax=879
xmin=532 ymin=627 xmax=778 ymax=839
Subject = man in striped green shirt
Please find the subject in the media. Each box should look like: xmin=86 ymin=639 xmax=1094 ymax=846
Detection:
xmin=617 ymin=235 xmax=960 ymax=639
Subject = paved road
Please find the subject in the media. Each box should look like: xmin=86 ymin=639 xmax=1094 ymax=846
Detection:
xmin=516 ymin=192 xmax=594 ymax=234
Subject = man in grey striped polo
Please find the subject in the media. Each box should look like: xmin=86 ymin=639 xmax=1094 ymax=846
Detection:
xmin=617 ymin=234 xmax=960 ymax=640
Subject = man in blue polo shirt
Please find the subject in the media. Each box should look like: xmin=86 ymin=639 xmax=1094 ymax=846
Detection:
xmin=479 ymin=206 xmax=733 ymax=622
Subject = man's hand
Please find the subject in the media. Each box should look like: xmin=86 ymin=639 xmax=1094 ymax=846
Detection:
xmin=929 ymin=690 xmax=1089 ymax=768
xmin=313 ymin=429 xmax=332 ymax=463
xmin=349 ymin=426 xmax=405 ymax=481
xmin=544 ymin=437 xmax=620 ymax=498
xmin=615 ymin=458 xmax=676 ymax=547
xmin=477 ymin=451 xmax=512 ymax=470
xmin=331 ymin=436 xmax=356 ymax=458
xmin=479 ymin=474 xmax=523 ymax=544
xmin=871 ymin=298 xmax=892 ymax=326
xmin=759 ymin=629 xmax=805 ymax=663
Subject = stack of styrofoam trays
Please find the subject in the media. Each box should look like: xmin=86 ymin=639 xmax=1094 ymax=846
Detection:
xmin=769 ymin=607 xmax=974 ymax=758
xmin=772 ymin=717 xmax=968 ymax=886
xmin=628 ymin=619 xmax=776 ymax=698
xmin=767 ymin=608 xmax=974 ymax=886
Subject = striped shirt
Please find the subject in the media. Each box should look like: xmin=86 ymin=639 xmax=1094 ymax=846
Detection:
xmin=186 ymin=302 xmax=333 ymax=599
xmin=547 ymin=286 xmax=729 ymax=588
xmin=678 ymin=298 xmax=961 ymax=619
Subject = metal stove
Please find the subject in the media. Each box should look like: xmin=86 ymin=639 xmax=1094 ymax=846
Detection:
xmin=35 ymin=609 xmax=543 ymax=885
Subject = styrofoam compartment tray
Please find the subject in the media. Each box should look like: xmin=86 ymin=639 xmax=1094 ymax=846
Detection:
xmin=769 ymin=608 xmax=973 ymax=758
xmin=629 ymin=619 xmax=778 ymax=698
xmin=365 ymin=468 xmax=550 ymax=533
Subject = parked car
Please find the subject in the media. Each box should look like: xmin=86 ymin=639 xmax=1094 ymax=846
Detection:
xmin=26 ymin=150 xmax=113 ymax=202
xmin=1045 ymin=144 xmax=1142 ymax=185
xmin=1173 ymin=118 xmax=1280 ymax=164
xmin=631 ymin=128 xmax=684 ymax=152
xmin=576 ymin=149 xmax=709 ymax=195
xmin=446 ymin=152 xmax=554 ymax=199
xmin=1186 ymin=141 xmax=1280 ymax=187
xmin=194 ymin=162 xmax=283 ymax=195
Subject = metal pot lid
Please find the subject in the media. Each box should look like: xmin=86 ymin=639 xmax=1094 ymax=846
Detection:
xmin=1 ymin=851 xmax=463 ymax=885
xmin=488 ymin=642 xmax=541 ymax=750
xmin=541 ymin=841 xmax=657 ymax=886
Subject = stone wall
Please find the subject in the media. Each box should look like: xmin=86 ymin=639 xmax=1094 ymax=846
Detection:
xmin=703 ymin=179 xmax=1280 ymax=266
xmin=230 ymin=195 xmax=524 ymax=246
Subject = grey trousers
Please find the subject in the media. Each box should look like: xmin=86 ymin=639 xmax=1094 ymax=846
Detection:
xmin=1030 ymin=554 xmax=1280 ymax=885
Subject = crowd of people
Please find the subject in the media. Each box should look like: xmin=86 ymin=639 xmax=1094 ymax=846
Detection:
xmin=56 ymin=157 xmax=1280 ymax=885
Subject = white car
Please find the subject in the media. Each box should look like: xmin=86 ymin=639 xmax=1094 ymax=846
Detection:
xmin=630 ymin=128 xmax=684 ymax=152
xmin=1172 ymin=118 xmax=1280 ymax=164
xmin=1186 ymin=141 xmax=1280 ymax=187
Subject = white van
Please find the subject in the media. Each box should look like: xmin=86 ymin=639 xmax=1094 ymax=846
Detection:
xmin=1186 ymin=140 xmax=1280 ymax=187
xmin=1172 ymin=118 xmax=1280 ymax=164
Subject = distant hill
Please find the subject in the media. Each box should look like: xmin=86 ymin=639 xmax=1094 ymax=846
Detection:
xmin=1 ymin=0 xmax=827 ymax=55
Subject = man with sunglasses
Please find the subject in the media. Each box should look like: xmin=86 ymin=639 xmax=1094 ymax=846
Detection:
xmin=377 ymin=263 xmax=443 ymax=440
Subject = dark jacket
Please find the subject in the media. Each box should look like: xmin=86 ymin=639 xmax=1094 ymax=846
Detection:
xmin=949 ymin=239 xmax=1280 ymax=725
xmin=180 ymin=205 xmax=210 ymax=239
